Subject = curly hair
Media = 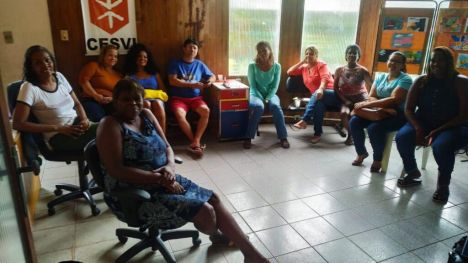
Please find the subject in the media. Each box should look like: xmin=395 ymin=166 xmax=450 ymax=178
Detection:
xmin=23 ymin=45 xmax=57 ymax=86
xmin=123 ymin=43 xmax=159 ymax=75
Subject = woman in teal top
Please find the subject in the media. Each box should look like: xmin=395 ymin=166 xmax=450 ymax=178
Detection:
xmin=349 ymin=51 xmax=413 ymax=172
xmin=244 ymin=41 xmax=289 ymax=149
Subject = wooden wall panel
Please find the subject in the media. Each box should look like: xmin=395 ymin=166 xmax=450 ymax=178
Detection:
xmin=136 ymin=0 xmax=228 ymax=80
xmin=48 ymin=0 xmax=384 ymax=104
xmin=356 ymin=0 xmax=385 ymax=74
xmin=277 ymin=0 xmax=305 ymax=107
xmin=47 ymin=0 xmax=89 ymax=90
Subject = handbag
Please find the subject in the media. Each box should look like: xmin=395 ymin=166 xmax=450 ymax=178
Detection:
xmin=144 ymin=89 xmax=168 ymax=102
xmin=448 ymin=235 xmax=468 ymax=263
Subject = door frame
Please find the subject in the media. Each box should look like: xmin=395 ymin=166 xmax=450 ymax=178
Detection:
xmin=0 ymin=78 xmax=36 ymax=262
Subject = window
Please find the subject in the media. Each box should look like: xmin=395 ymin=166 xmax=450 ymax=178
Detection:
xmin=228 ymin=0 xmax=282 ymax=76
xmin=301 ymin=0 xmax=361 ymax=73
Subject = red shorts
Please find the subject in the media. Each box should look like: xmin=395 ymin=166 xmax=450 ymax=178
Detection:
xmin=170 ymin=96 xmax=207 ymax=112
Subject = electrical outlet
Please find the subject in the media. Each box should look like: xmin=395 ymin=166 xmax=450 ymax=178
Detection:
xmin=60 ymin=30 xmax=69 ymax=41
xmin=3 ymin=31 xmax=13 ymax=44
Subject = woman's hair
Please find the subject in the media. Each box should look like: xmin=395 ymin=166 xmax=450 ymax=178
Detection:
xmin=305 ymin=45 xmax=319 ymax=56
xmin=23 ymin=45 xmax=57 ymax=86
xmin=428 ymin=46 xmax=458 ymax=79
xmin=254 ymin=41 xmax=274 ymax=66
xmin=98 ymin=44 xmax=118 ymax=66
xmin=123 ymin=43 xmax=159 ymax=75
xmin=389 ymin=51 xmax=407 ymax=73
xmin=345 ymin=44 xmax=361 ymax=61
xmin=112 ymin=78 xmax=145 ymax=101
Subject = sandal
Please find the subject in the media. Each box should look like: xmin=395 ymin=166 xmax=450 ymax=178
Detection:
xmin=187 ymin=145 xmax=204 ymax=157
xmin=397 ymin=169 xmax=422 ymax=187
xmin=370 ymin=161 xmax=381 ymax=173
xmin=280 ymin=138 xmax=290 ymax=149
xmin=432 ymin=187 xmax=449 ymax=203
xmin=352 ymin=153 xmax=369 ymax=166
xmin=344 ymin=137 xmax=354 ymax=146
xmin=334 ymin=124 xmax=347 ymax=138
xmin=310 ymin=135 xmax=321 ymax=144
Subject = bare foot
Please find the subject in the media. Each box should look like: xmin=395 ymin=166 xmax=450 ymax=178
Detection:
xmin=293 ymin=120 xmax=307 ymax=129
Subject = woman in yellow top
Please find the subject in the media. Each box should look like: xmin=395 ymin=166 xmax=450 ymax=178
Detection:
xmin=123 ymin=43 xmax=168 ymax=133
xmin=79 ymin=44 xmax=122 ymax=121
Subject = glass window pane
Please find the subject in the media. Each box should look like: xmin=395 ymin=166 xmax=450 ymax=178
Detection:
xmin=301 ymin=0 xmax=361 ymax=73
xmin=229 ymin=0 xmax=282 ymax=76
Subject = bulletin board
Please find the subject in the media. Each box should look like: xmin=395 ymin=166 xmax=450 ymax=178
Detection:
xmin=432 ymin=8 xmax=468 ymax=76
xmin=375 ymin=8 xmax=434 ymax=74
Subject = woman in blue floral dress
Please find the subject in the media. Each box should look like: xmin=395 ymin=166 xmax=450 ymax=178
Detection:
xmin=97 ymin=79 xmax=268 ymax=263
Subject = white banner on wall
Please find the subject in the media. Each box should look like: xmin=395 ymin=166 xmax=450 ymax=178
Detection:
xmin=81 ymin=0 xmax=137 ymax=56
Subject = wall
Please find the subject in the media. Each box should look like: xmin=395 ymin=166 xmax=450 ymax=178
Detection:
xmin=2 ymin=0 xmax=382 ymax=104
xmin=0 ymin=0 xmax=54 ymax=87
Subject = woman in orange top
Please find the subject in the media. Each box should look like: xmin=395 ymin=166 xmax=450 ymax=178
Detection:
xmin=79 ymin=44 xmax=122 ymax=121
xmin=287 ymin=45 xmax=339 ymax=143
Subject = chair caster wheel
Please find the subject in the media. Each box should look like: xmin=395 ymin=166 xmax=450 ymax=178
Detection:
xmin=91 ymin=206 xmax=100 ymax=216
xmin=54 ymin=189 xmax=63 ymax=196
xmin=117 ymin=235 xmax=128 ymax=244
xmin=193 ymin=237 xmax=202 ymax=246
xmin=48 ymin=208 xmax=55 ymax=216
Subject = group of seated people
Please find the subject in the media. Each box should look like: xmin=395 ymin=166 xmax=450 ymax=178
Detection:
xmin=286 ymin=45 xmax=467 ymax=203
xmin=9 ymin=40 xmax=467 ymax=262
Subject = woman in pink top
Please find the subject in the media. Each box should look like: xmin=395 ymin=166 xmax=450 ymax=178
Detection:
xmin=287 ymin=45 xmax=340 ymax=143
xmin=334 ymin=44 xmax=372 ymax=145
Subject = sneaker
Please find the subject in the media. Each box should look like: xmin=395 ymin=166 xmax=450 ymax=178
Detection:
xmin=280 ymin=139 xmax=290 ymax=149
xmin=310 ymin=135 xmax=321 ymax=144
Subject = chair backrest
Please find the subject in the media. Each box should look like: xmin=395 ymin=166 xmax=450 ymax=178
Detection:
xmin=83 ymin=140 xmax=105 ymax=188
xmin=285 ymin=75 xmax=309 ymax=93
xmin=84 ymin=139 xmax=149 ymax=228
xmin=7 ymin=80 xmax=24 ymax=114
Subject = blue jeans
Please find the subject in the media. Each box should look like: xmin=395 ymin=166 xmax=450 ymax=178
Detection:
xmin=81 ymin=98 xmax=113 ymax=122
xmin=246 ymin=95 xmax=287 ymax=140
xmin=349 ymin=112 xmax=406 ymax=161
xmin=396 ymin=122 xmax=468 ymax=185
xmin=302 ymin=89 xmax=341 ymax=136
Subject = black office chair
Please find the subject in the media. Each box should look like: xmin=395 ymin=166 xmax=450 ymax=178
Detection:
xmin=7 ymin=80 xmax=102 ymax=216
xmin=84 ymin=140 xmax=201 ymax=263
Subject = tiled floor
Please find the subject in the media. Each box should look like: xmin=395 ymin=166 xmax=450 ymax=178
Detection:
xmin=32 ymin=124 xmax=468 ymax=263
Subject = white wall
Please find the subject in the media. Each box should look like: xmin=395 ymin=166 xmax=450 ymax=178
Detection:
xmin=0 ymin=0 xmax=54 ymax=87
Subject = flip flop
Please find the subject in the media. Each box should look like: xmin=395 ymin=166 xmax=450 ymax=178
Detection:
xmin=187 ymin=145 xmax=204 ymax=157
xmin=352 ymin=152 xmax=369 ymax=166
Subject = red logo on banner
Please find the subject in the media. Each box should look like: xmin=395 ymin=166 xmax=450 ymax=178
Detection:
xmin=88 ymin=0 xmax=129 ymax=34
